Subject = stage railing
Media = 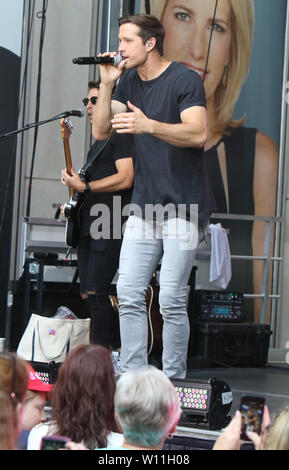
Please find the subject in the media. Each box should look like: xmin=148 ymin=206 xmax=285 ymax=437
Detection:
xmin=201 ymin=213 xmax=283 ymax=331
xmin=19 ymin=214 xmax=283 ymax=338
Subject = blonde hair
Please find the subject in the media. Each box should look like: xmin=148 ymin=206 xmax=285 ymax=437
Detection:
xmin=264 ymin=404 xmax=289 ymax=450
xmin=0 ymin=354 xmax=29 ymax=450
xmin=142 ymin=0 xmax=255 ymax=134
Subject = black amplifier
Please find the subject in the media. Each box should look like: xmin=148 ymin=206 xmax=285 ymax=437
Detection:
xmin=191 ymin=290 xmax=244 ymax=322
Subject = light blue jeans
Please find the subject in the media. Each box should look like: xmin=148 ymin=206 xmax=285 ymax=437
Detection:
xmin=117 ymin=215 xmax=199 ymax=378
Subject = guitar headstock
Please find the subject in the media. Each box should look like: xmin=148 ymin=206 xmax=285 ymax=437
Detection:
xmin=60 ymin=118 xmax=73 ymax=142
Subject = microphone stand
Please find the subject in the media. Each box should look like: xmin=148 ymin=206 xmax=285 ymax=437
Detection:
xmin=0 ymin=111 xmax=70 ymax=350
xmin=0 ymin=111 xmax=70 ymax=140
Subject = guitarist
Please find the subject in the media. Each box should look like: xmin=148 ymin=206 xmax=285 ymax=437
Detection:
xmin=61 ymin=80 xmax=134 ymax=350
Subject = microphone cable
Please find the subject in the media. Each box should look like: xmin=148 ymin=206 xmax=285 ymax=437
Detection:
xmin=145 ymin=0 xmax=150 ymax=15
xmin=26 ymin=0 xmax=49 ymax=217
xmin=143 ymin=0 xmax=219 ymax=82
xmin=203 ymin=0 xmax=219 ymax=82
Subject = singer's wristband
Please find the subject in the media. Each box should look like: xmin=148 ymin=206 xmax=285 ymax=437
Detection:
xmin=83 ymin=182 xmax=91 ymax=194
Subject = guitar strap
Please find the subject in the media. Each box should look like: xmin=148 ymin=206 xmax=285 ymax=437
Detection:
xmin=79 ymin=136 xmax=112 ymax=178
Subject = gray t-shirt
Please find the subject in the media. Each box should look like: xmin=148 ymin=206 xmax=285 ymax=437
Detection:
xmin=113 ymin=61 xmax=215 ymax=225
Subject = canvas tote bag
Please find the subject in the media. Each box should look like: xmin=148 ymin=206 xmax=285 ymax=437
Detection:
xmin=17 ymin=314 xmax=91 ymax=363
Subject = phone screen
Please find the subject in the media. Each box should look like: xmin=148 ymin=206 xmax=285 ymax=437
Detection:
xmin=40 ymin=436 xmax=69 ymax=450
xmin=240 ymin=396 xmax=265 ymax=440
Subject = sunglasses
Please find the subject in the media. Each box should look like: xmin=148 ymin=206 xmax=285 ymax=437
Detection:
xmin=82 ymin=96 xmax=98 ymax=106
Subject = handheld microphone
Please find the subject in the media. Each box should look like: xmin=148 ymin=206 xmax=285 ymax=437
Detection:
xmin=72 ymin=54 xmax=123 ymax=66
xmin=59 ymin=109 xmax=85 ymax=118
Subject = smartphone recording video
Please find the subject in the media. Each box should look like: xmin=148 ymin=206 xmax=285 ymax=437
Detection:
xmin=40 ymin=435 xmax=69 ymax=450
xmin=240 ymin=395 xmax=265 ymax=441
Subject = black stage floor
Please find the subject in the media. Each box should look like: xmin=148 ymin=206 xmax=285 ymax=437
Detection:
xmin=186 ymin=363 xmax=289 ymax=419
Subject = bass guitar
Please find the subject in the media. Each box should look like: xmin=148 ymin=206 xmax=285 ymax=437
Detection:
xmin=60 ymin=118 xmax=85 ymax=249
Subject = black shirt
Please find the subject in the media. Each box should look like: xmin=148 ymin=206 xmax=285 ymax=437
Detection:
xmin=206 ymin=127 xmax=257 ymax=298
xmin=113 ymin=61 xmax=215 ymax=225
xmin=80 ymin=133 xmax=133 ymax=238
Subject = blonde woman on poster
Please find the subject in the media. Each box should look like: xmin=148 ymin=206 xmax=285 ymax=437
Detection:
xmin=144 ymin=0 xmax=279 ymax=320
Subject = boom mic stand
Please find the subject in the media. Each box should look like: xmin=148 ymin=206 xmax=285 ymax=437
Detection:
xmin=0 ymin=111 xmax=75 ymax=140
xmin=0 ymin=111 xmax=76 ymax=350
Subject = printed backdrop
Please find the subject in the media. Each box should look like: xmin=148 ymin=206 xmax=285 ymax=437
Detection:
xmin=141 ymin=0 xmax=287 ymax=320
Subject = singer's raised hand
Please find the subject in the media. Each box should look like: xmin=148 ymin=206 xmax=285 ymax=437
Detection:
xmin=111 ymin=101 xmax=153 ymax=135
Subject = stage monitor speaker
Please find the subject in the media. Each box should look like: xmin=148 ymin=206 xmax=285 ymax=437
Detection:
xmin=171 ymin=376 xmax=232 ymax=430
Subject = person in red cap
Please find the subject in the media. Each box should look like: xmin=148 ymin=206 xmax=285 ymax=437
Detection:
xmin=18 ymin=367 xmax=53 ymax=449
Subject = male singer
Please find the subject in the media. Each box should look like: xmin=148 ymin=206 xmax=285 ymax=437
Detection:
xmin=92 ymin=14 xmax=214 ymax=378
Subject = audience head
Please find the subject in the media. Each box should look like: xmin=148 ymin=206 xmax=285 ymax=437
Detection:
xmin=114 ymin=366 xmax=181 ymax=449
xmin=21 ymin=367 xmax=53 ymax=431
xmin=264 ymin=403 xmax=289 ymax=450
xmin=0 ymin=352 xmax=29 ymax=450
xmin=50 ymin=344 xmax=117 ymax=449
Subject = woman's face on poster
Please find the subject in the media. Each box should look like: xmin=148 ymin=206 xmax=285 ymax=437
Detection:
xmin=161 ymin=0 xmax=232 ymax=103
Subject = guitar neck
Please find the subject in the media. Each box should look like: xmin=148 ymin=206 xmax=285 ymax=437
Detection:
xmin=60 ymin=118 xmax=74 ymax=199
xmin=63 ymin=140 xmax=74 ymax=198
